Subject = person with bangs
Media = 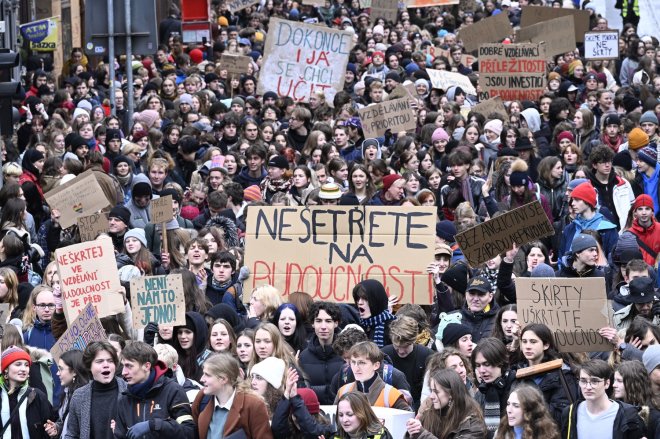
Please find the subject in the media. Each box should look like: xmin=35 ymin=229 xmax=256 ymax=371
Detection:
xmin=271 ymin=303 xmax=308 ymax=353
xmin=494 ymin=384 xmax=560 ymax=439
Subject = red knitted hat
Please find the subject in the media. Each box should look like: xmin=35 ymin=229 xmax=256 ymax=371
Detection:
xmin=189 ymin=48 xmax=204 ymax=65
xmin=570 ymin=182 xmax=597 ymax=208
xmin=296 ymin=388 xmax=320 ymax=414
xmin=633 ymin=194 xmax=654 ymax=211
xmin=1 ymin=346 xmax=31 ymax=372
xmin=556 ymin=131 xmax=575 ymax=144
xmin=243 ymin=185 xmax=262 ymax=202
xmin=382 ymin=174 xmax=403 ymax=192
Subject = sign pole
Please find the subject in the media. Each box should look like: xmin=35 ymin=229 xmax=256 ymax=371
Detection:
xmin=107 ymin=0 xmax=116 ymax=115
xmin=124 ymin=0 xmax=134 ymax=123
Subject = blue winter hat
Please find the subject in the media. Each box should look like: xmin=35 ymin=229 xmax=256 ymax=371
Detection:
xmin=531 ymin=263 xmax=555 ymax=278
xmin=571 ymin=234 xmax=598 ymax=254
xmin=567 ymin=178 xmax=588 ymax=191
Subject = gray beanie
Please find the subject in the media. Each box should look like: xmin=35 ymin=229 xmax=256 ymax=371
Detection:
xmin=640 ymin=110 xmax=659 ymax=126
xmin=571 ymin=234 xmax=598 ymax=254
xmin=643 ymin=344 xmax=660 ymax=373
xmin=531 ymin=263 xmax=555 ymax=278
xmin=124 ymin=228 xmax=147 ymax=248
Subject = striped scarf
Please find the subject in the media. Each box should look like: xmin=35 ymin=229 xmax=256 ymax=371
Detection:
xmin=482 ymin=386 xmax=501 ymax=434
xmin=360 ymin=310 xmax=396 ymax=347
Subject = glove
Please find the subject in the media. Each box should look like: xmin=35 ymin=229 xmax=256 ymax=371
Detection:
xmin=652 ymin=301 xmax=660 ymax=317
xmin=127 ymin=421 xmax=151 ymax=439
xmin=143 ymin=322 xmax=159 ymax=345
xmin=53 ymin=284 xmax=63 ymax=312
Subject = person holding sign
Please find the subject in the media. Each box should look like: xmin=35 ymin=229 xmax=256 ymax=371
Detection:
xmin=448 ymin=276 xmax=500 ymax=343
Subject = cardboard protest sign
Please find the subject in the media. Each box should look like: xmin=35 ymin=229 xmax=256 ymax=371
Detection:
xmin=370 ymin=0 xmax=399 ymax=23
xmin=44 ymin=170 xmax=111 ymax=229
xmin=478 ymin=43 xmax=546 ymax=101
xmin=244 ymin=206 xmax=436 ymax=304
xmin=517 ymin=277 xmax=613 ymax=352
xmin=258 ymin=18 xmax=353 ymax=105
xmin=151 ymin=195 xmax=174 ymax=224
xmin=521 ymin=6 xmax=590 ymax=43
xmin=77 ymin=213 xmax=109 ymax=242
xmin=359 ymin=0 xmax=371 ymax=8
xmin=407 ymin=0 xmax=458 ymax=6
xmin=130 ymin=274 xmax=186 ymax=329
xmin=517 ymin=15 xmax=576 ymax=57
xmin=472 ymin=96 xmax=507 ymax=119
xmin=457 ymin=13 xmax=512 ymax=52
xmin=426 ymin=69 xmax=477 ymax=95
xmin=226 ymin=0 xmax=259 ymax=14
xmin=584 ymin=31 xmax=619 ymax=60
xmin=50 ymin=303 xmax=107 ymax=362
xmin=220 ymin=54 xmax=252 ymax=78
xmin=56 ymin=236 xmax=125 ymax=323
xmin=358 ymin=98 xmax=417 ymax=138
xmin=455 ymin=200 xmax=554 ymax=266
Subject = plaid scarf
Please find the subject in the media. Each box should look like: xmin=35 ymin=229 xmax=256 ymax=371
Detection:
xmin=360 ymin=310 xmax=396 ymax=347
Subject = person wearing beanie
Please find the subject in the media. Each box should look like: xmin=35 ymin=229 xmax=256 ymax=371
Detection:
xmin=644 ymin=344 xmax=660 ymax=378
xmin=632 ymin=145 xmax=660 ymax=211
xmin=114 ymin=341 xmax=195 ymax=438
xmin=558 ymin=180 xmax=619 ymax=270
xmin=640 ymin=110 xmax=660 ymax=144
xmin=627 ymin=127 xmax=650 ymax=156
xmin=557 ymin=233 xmax=606 ymax=278
xmin=481 ymin=119 xmax=504 ymax=169
xmin=506 ymin=158 xmax=553 ymax=222
xmin=384 ymin=71 xmax=401 ymax=93
xmin=108 ymin=205 xmax=131 ymax=251
xmin=259 ymin=155 xmax=291 ymax=203
xmin=587 ymin=145 xmax=634 ymax=230
xmin=588 ymin=111 xmax=623 ymax=158
xmin=124 ymin=173 xmax=155 ymax=229
xmin=446 ymin=275 xmax=500 ymax=343
xmin=369 ymin=174 xmax=404 ymax=206
xmin=192 ymin=353 xmax=272 ymax=439
xmin=113 ymin=154 xmax=135 ymax=205
xmin=133 ymin=109 xmax=161 ymax=130
xmin=19 ymin=148 xmax=46 ymax=199
xmin=123 ymin=228 xmax=165 ymax=276
xmin=628 ymin=194 xmax=660 ymax=266
xmin=435 ymin=319 xmax=473 ymax=355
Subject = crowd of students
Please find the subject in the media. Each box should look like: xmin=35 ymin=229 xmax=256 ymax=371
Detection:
xmin=2 ymin=0 xmax=660 ymax=438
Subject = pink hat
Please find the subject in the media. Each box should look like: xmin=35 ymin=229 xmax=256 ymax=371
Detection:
xmin=133 ymin=110 xmax=160 ymax=129
xmin=432 ymin=127 xmax=449 ymax=142
xmin=556 ymin=131 xmax=575 ymax=144
xmin=244 ymin=185 xmax=262 ymax=202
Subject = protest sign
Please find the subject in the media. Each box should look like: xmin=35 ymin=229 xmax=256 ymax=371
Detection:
xmin=407 ymin=0 xmax=458 ymax=6
xmin=258 ymin=18 xmax=353 ymax=104
xmin=77 ymin=213 xmax=109 ymax=242
xmin=426 ymin=69 xmax=477 ymax=95
xmin=244 ymin=206 xmax=436 ymax=304
xmin=584 ymin=31 xmax=619 ymax=60
xmin=370 ymin=0 xmax=399 ymax=23
xmin=517 ymin=15 xmax=576 ymax=57
xmin=56 ymin=236 xmax=125 ymax=323
xmin=50 ymin=303 xmax=107 ymax=362
xmin=457 ymin=13 xmax=512 ymax=52
xmin=455 ymin=200 xmax=554 ymax=266
xmin=472 ymin=96 xmax=507 ymax=119
xmin=521 ymin=6 xmax=590 ymax=43
xmin=220 ymin=54 xmax=252 ymax=78
xmin=478 ymin=43 xmax=546 ymax=101
xmin=358 ymin=98 xmax=417 ymax=138
xmin=517 ymin=277 xmax=613 ymax=352
xmin=359 ymin=0 xmax=371 ymax=8
xmin=44 ymin=170 xmax=111 ymax=229
xmin=151 ymin=195 xmax=174 ymax=225
xmin=226 ymin=0 xmax=259 ymax=13
xmin=130 ymin=274 xmax=186 ymax=329
xmin=20 ymin=16 xmax=59 ymax=51
xmin=320 ymin=406 xmax=413 ymax=438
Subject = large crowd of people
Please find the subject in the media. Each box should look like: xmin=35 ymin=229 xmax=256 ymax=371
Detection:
xmin=1 ymin=0 xmax=660 ymax=437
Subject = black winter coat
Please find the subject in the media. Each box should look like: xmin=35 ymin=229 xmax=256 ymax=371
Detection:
xmin=298 ymin=335 xmax=344 ymax=405
xmin=271 ymin=395 xmax=336 ymax=439
xmin=452 ymin=302 xmax=500 ymax=343
xmin=3 ymin=385 xmax=56 ymax=439
xmin=561 ymin=400 xmax=645 ymax=439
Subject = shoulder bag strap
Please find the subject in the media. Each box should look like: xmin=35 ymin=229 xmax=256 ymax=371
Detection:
xmin=1 ymin=390 xmax=30 ymax=435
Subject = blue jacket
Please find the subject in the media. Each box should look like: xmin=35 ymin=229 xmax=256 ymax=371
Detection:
xmin=558 ymin=214 xmax=619 ymax=269
xmin=24 ymin=319 xmax=61 ymax=405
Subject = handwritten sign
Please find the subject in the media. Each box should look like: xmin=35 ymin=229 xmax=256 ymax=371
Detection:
xmin=426 ymin=69 xmax=476 ymax=95
xmin=130 ymin=274 xmax=186 ymax=329
xmin=56 ymin=236 xmax=125 ymax=324
xmin=244 ymin=206 xmax=436 ymax=304
xmin=44 ymin=170 xmax=111 ymax=229
xmin=518 ymin=15 xmax=576 ymax=57
xmin=455 ymin=200 xmax=554 ymax=266
xmin=584 ymin=31 xmax=619 ymax=60
xmin=472 ymin=96 xmax=507 ymax=119
xmin=226 ymin=0 xmax=259 ymax=13
xmin=478 ymin=43 xmax=546 ymax=102
xmin=358 ymin=98 xmax=417 ymax=138
xmin=77 ymin=213 xmax=109 ymax=242
xmin=151 ymin=195 xmax=174 ymax=224
xmin=370 ymin=0 xmax=399 ymax=23
xmin=220 ymin=54 xmax=252 ymax=79
xmin=517 ymin=278 xmax=613 ymax=352
xmin=258 ymin=18 xmax=353 ymax=105
xmin=457 ymin=13 xmax=512 ymax=53
xmin=50 ymin=303 xmax=107 ymax=362
xmin=521 ymin=6 xmax=590 ymax=43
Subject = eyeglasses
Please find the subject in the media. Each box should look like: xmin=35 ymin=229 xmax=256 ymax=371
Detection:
xmin=35 ymin=303 xmax=56 ymax=310
xmin=578 ymin=378 xmax=604 ymax=387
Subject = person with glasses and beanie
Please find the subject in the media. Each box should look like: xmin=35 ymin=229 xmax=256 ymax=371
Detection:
xmin=561 ymin=359 xmax=645 ymax=439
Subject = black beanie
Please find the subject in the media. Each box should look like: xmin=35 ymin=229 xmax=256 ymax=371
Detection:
xmin=441 ymin=323 xmax=472 ymax=345
xmin=65 ymin=133 xmax=87 ymax=150
xmin=113 ymin=155 xmax=132 ymax=169
xmin=132 ymin=182 xmax=152 ymax=198
xmin=108 ymin=206 xmax=131 ymax=225
xmin=441 ymin=262 xmax=469 ymax=295
xmin=159 ymin=188 xmax=182 ymax=204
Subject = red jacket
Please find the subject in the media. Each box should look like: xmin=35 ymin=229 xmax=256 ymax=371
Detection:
xmin=629 ymin=219 xmax=660 ymax=265
xmin=18 ymin=170 xmax=44 ymax=200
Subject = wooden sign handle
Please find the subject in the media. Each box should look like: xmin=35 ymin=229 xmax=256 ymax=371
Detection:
xmin=515 ymin=359 xmax=563 ymax=378
xmin=161 ymin=222 xmax=168 ymax=254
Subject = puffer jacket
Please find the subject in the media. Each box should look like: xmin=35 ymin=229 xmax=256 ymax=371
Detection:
xmin=629 ymin=219 xmax=660 ymax=265
xmin=450 ymin=302 xmax=500 ymax=343
xmin=298 ymin=334 xmax=344 ymax=405
xmin=538 ymin=171 xmax=569 ymax=221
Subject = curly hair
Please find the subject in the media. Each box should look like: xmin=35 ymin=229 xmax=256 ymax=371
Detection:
xmin=494 ymin=384 xmax=560 ymax=439
xmin=616 ymin=360 xmax=652 ymax=408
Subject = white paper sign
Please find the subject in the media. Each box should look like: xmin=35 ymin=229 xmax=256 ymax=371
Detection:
xmin=584 ymin=31 xmax=619 ymax=60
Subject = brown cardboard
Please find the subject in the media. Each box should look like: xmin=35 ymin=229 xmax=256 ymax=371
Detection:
xmin=56 ymin=235 xmax=125 ymax=324
xmin=258 ymin=18 xmax=353 ymax=105
xmin=244 ymin=206 xmax=436 ymax=305
xmin=220 ymin=54 xmax=252 ymax=79
xmin=358 ymin=97 xmax=417 ymax=138
xmin=426 ymin=69 xmax=477 ymax=95
xmin=455 ymin=200 xmax=554 ymax=266
xmin=584 ymin=31 xmax=620 ymax=60
xmin=50 ymin=303 xmax=107 ymax=362
xmin=478 ymin=43 xmax=546 ymax=102
xmin=472 ymin=96 xmax=508 ymax=119
xmin=521 ymin=6 xmax=590 ymax=43
xmin=77 ymin=212 xmax=109 ymax=242
xmin=151 ymin=195 xmax=174 ymax=224
xmin=226 ymin=0 xmax=259 ymax=14
xmin=517 ymin=277 xmax=613 ymax=353
xmin=457 ymin=13 xmax=512 ymax=52
xmin=370 ymin=0 xmax=399 ymax=23
xmin=517 ymin=15 xmax=576 ymax=57
xmin=130 ymin=273 xmax=186 ymax=329
xmin=407 ymin=0 xmax=458 ymax=7
xmin=44 ymin=170 xmax=111 ymax=229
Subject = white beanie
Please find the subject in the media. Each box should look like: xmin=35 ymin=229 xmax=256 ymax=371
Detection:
xmin=250 ymin=357 xmax=285 ymax=389
xmin=72 ymin=107 xmax=89 ymax=120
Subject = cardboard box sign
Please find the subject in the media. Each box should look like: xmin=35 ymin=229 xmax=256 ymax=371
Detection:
xmin=50 ymin=303 xmax=107 ymax=363
xmin=226 ymin=0 xmax=258 ymax=13
xmin=44 ymin=170 xmax=111 ymax=229
xmin=517 ymin=277 xmax=613 ymax=353
xmin=471 ymin=96 xmax=507 ymax=120
xmin=478 ymin=43 xmax=546 ymax=102
xmin=455 ymin=200 xmax=554 ymax=266
xmin=258 ymin=18 xmax=354 ymax=106
xmin=151 ymin=195 xmax=174 ymax=224
xmin=426 ymin=69 xmax=477 ymax=95
xmin=406 ymin=0 xmax=458 ymax=7
xmin=130 ymin=274 xmax=186 ymax=329
xmin=517 ymin=15 xmax=576 ymax=57
xmin=521 ymin=5 xmax=590 ymax=43
xmin=457 ymin=13 xmax=512 ymax=53
xmin=584 ymin=31 xmax=620 ymax=60
xmin=77 ymin=212 xmax=109 ymax=242
xmin=358 ymin=97 xmax=417 ymax=138
xmin=220 ymin=54 xmax=252 ymax=78
xmin=320 ymin=405 xmax=413 ymax=438
xmin=244 ymin=206 xmax=436 ymax=305
xmin=370 ymin=0 xmax=399 ymax=23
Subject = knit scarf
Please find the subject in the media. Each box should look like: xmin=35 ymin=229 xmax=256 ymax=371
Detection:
xmin=0 ymin=381 xmax=29 ymax=439
xmin=360 ymin=310 xmax=396 ymax=347
xmin=459 ymin=177 xmax=474 ymax=207
xmin=260 ymin=177 xmax=291 ymax=198
xmin=115 ymin=173 xmax=132 ymax=187
xmin=211 ymin=276 xmax=232 ymax=290
xmin=482 ymin=385 xmax=501 ymax=433
xmin=601 ymin=133 xmax=622 ymax=153
xmin=483 ymin=267 xmax=498 ymax=294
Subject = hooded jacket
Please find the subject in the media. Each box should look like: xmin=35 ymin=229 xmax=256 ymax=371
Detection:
xmin=558 ymin=213 xmax=619 ymax=268
xmin=172 ymin=312 xmax=212 ymax=381
xmin=520 ymin=107 xmax=551 ymax=156
xmin=233 ymin=165 xmax=267 ymax=188
xmin=114 ymin=362 xmax=194 ymax=439
xmin=588 ymin=170 xmax=634 ymax=230
xmin=561 ymin=400 xmax=645 ymax=439
xmin=124 ymin=173 xmax=159 ymax=229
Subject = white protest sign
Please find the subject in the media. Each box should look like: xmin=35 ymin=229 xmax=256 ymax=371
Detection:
xmin=427 ymin=69 xmax=476 ymax=95
xmin=584 ymin=31 xmax=619 ymax=60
